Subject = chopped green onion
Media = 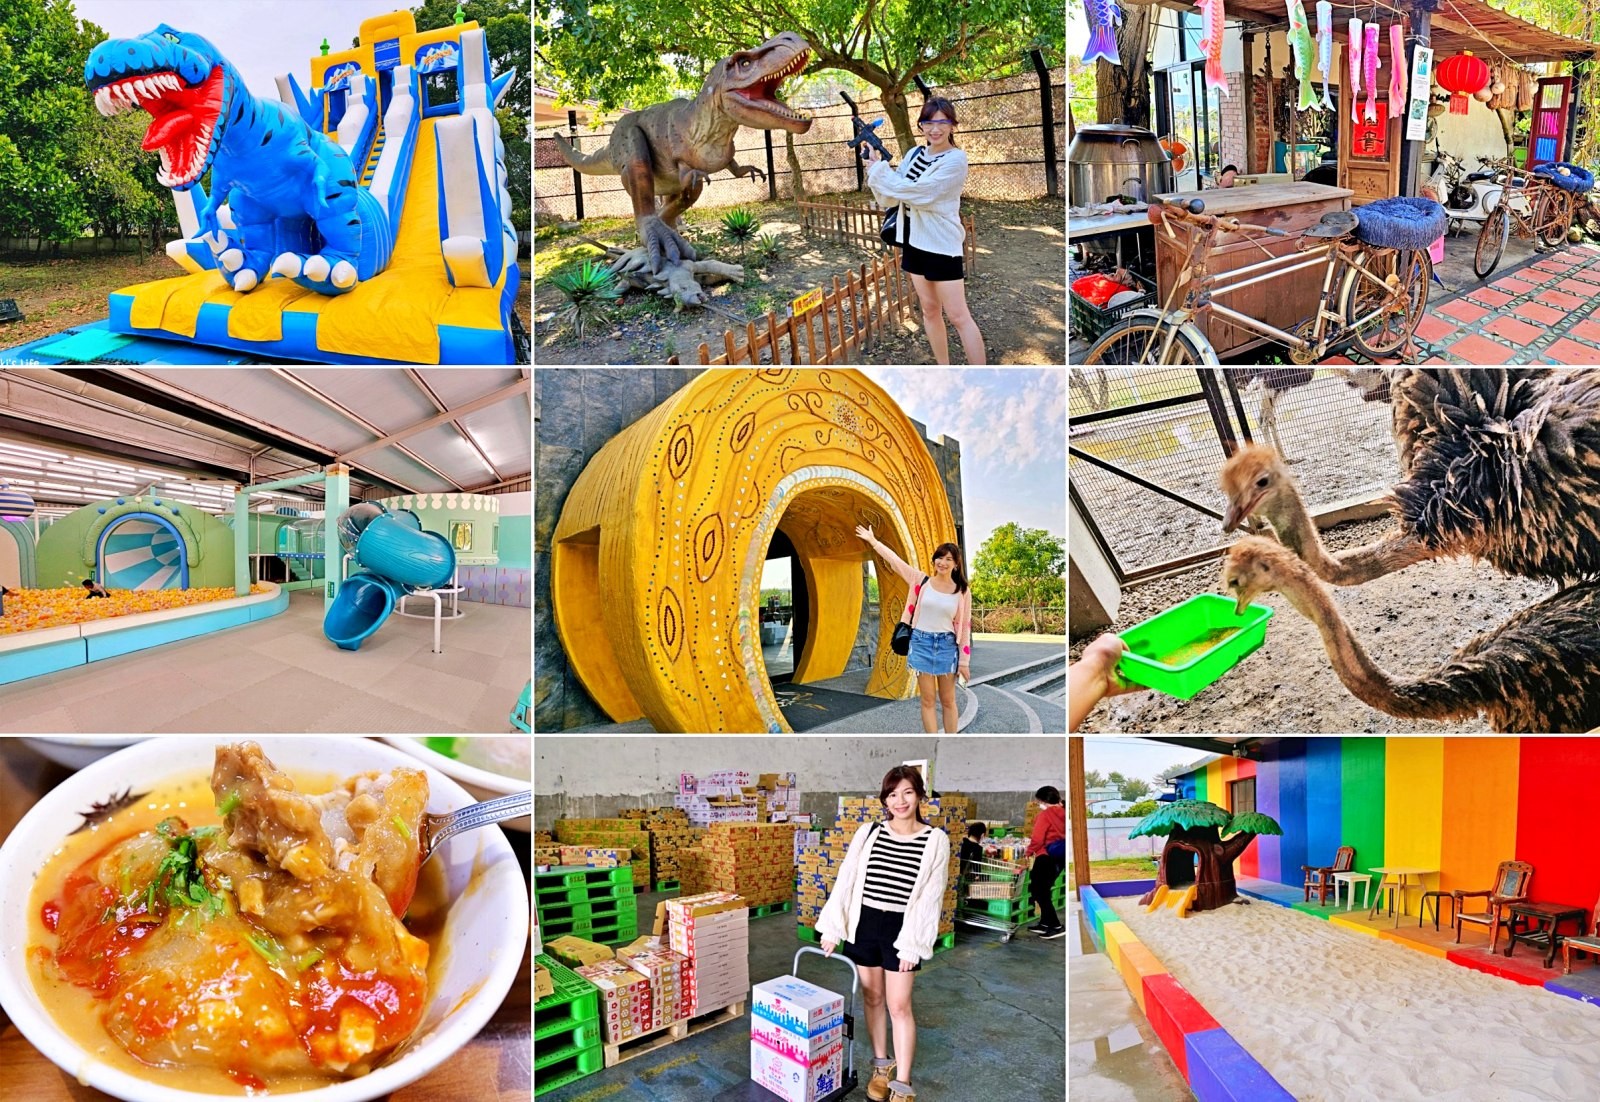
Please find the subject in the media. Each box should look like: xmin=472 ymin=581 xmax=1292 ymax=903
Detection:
xmin=217 ymin=791 xmax=241 ymax=816
xmin=296 ymin=948 xmax=325 ymax=972
xmin=247 ymin=934 xmax=283 ymax=963
xmin=392 ymin=814 xmax=412 ymax=840
xmin=190 ymin=825 xmax=220 ymax=839
xmin=100 ymin=905 xmax=115 ymax=924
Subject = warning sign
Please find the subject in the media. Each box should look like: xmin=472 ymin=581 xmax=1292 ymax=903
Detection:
xmin=792 ymin=288 xmax=822 ymax=316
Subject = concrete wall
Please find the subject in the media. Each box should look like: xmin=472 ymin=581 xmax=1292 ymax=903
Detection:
xmin=535 ymin=735 xmax=1064 ymax=829
xmin=534 ymin=370 xmax=968 ymax=732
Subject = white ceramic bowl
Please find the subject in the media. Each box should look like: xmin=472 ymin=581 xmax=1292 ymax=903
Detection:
xmin=381 ymin=737 xmax=530 ymax=830
xmin=21 ymin=736 xmax=147 ymax=770
xmin=0 ymin=737 xmax=530 ymax=1102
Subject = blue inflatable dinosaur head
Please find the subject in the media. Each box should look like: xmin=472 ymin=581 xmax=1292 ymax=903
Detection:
xmin=84 ymin=25 xmax=241 ymax=191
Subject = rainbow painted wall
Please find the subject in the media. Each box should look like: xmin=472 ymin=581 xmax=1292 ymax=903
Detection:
xmin=1177 ymin=738 xmax=1600 ymax=909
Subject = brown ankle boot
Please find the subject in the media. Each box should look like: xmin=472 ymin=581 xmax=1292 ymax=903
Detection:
xmin=866 ymin=1059 xmax=895 ymax=1101
xmin=887 ymin=1080 xmax=917 ymax=1101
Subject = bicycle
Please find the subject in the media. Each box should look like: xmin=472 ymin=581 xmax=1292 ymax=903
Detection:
xmin=1473 ymin=158 xmax=1570 ymax=278
xmin=1081 ymin=196 xmax=1435 ymax=366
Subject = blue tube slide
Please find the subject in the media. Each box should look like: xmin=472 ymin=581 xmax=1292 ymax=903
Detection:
xmin=322 ymin=513 xmax=456 ymax=650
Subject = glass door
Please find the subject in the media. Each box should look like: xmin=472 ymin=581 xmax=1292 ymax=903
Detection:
xmin=1166 ymin=61 xmax=1222 ymax=190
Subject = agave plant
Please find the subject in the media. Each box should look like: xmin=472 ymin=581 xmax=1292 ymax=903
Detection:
xmin=550 ymin=260 xmax=622 ymax=341
xmin=721 ymin=207 xmax=760 ymax=269
xmin=752 ymin=232 xmax=784 ymax=268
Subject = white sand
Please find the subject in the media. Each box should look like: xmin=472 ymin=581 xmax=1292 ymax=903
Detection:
xmin=1107 ymin=896 xmax=1600 ymax=1101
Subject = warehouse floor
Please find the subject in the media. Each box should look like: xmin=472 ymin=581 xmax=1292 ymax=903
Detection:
xmin=539 ymin=887 xmax=1067 ymax=1100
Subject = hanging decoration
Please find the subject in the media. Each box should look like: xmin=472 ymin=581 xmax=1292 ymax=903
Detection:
xmin=1363 ymin=21 xmax=1380 ymax=123
xmin=1350 ymin=18 xmax=1365 ymax=123
xmin=1388 ymin=22 xmax=1407 ymax=122
xmin=1287 ymin=0 xmax=1320 ymax=111
xmin=1084 ymin=0 xmax=1123 ymax=66
xmin=1198 ymin=0 xmax=1228 ymax=95
xmin=1316 ymin=1 xmax=1335 ymax=111
xmin=1437 ymin=51 xmax=1490 ymax=114
xmin=0 ymin=483 xmax=35 ymax=523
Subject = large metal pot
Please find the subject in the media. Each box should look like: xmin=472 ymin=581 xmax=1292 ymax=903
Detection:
xmin=1068 ymin=123 xmax=1175 ymax=205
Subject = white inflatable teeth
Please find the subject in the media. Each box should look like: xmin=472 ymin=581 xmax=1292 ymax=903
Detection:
xmin=219 ymin=248 xmax=243 ymax=272
xmin=271 ymin=253 xmax=302 ymax=279
xmin=233 ymin=269 xmax=258 ymax=292
xmin=304 ymin=255 xmax=331 ymax=281
xmin=331 ymin=260 xmax=357 ymax=288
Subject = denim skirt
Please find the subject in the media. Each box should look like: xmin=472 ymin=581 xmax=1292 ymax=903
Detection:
xmin=908 ymin=628 xmax=958 ymax=675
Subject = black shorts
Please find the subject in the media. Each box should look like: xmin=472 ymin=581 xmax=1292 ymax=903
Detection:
xmin=900 ymin=242 xmax=964 ymax=282
xmin=841 ymin=905 xmax=922 ymax=972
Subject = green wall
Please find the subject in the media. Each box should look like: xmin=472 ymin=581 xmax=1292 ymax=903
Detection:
xmin=35 ymin=497 xmax=236 ymax=589
xmin=499 ymin=515 xmax=530 ymax=569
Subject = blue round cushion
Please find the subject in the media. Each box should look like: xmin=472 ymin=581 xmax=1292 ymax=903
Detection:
xmin=1532 ymin=162 xmax=1595 ymax=192
xmin=1353 ymin=197 xmax=1449 ymax=251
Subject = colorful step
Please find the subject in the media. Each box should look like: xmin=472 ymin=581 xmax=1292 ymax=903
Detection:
xmin=1115 ymin=941 xmax=1167 ymax=1014
xmin=1141 ymin=972 xmax=1220 ymax=1081
xmin=1184 ymin=1028 xmax=1295 ymax=1101
xmin=1103 ymin=920 xmax=1137 ymax=972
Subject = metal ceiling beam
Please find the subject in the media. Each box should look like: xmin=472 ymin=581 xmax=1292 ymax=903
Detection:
xmin=61 ymin=369 xmax=420 ymax=496
xmin=270 ymin=369 xmax=467 ymax=492
xmin=0 ymin=414 xmax=245 ymax=483
xmin=336 ymin=378 xmax=530 ymax=464
xmin=403 ymin=368 xmax=506 ymax=483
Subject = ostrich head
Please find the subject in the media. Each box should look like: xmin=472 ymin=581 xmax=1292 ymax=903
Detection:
xmin=1219 ymin=444 xmax=1299 ymax=533
xmin=1221 ymin=536 xmax=1312 ymax=615
xmin=1329 ymin=367 xmax=1397 ymax=403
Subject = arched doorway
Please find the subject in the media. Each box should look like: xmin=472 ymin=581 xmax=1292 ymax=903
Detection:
xmin=96 ymin=512 xmax=189 ymax=590
xmin=551 ymin=369 xmax=957 ymax=733
xmin=0 ymin=526 xmax=20 ymax=590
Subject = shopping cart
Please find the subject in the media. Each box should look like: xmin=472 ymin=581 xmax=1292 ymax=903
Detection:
xmin=713 ymin=945 xmax=861 ymax=1100
xmin=956 ymin=855 xmax=1031 ymax=942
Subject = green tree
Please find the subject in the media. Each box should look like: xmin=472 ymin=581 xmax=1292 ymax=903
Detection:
xmin=1123 ymin=798 xmax=1160 ymax=819
xmin=535 ymin=0 xmax=1063 ymax=157
xmin=414 ymin=0 xmax=531 ymax=233
xmin=1119 ymin=777 xmax=1152 ymax=802
xmin=971 ymin=522 xmax=1065 ymax=632
xmin=1083 ymin=769 xmax=1107 ymax=789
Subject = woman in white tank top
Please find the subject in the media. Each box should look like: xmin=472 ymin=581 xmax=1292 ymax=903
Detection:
xmin=855 ymin=525 xmax=972 ymax=733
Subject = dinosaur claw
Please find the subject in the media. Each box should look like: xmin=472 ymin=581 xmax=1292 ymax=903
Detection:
xmin=232 ymin=269 xmax=259 ymax=292
xmin=219 ymin=248 xmax=244 ymax=272
xmin=304 ymin=255 xmax=331 ymax=282
xmin=271 ymin=252 xmax=302 ymax=279
xmin=330 ymin=260 xmax=357 ymax=288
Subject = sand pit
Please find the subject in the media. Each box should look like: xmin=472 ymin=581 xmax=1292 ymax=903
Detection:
xmin=1108 ymin=896 xmax=1600 ymax=1101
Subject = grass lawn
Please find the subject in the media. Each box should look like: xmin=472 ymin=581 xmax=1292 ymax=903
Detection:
xmin=0 ymin=249 xmax=532 ymax=354
xmin=1069 ymin=856 xmax=1157 ymax=889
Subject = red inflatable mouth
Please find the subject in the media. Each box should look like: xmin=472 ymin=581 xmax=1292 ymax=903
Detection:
xmin=93 ymin=67 xmax=223 ymax=187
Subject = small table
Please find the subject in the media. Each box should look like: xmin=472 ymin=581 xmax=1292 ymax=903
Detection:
xmin=1367 ymin=867 xmax=1436 ymax=928
xmin=1504 ymin=901 xmax=1587 ymax=969
xmin=1331 ymin=871 xmax=1372 ymax=911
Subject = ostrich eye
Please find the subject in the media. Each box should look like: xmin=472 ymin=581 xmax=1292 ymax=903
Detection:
xmin=1255 ymin=476 xmax=1269 ymax=488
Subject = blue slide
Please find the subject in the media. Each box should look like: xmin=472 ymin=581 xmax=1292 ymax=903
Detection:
xmin=323 ymin=505 xmax=455 ymax=651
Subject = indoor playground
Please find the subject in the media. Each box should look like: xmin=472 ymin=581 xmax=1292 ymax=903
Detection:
xmin=0 ymin=367 xmax=530 ymax=733
xmin=0 ymin=8 xmax=524 ymax=365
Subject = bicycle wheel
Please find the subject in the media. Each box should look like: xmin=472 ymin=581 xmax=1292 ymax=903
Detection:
xmin=1341 ymin=247 xmax=1432 ymax=361
xmin=1474 ymin=202 xmax=1510 ymax=279
xmin=1080 ymin=310 xmax=1219 ymax=365
xmin=1536 ymin=187 xmax=1571 ymax=249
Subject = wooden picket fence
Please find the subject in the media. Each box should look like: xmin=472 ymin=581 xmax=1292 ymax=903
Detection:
xmin=797 ymin=198 xmax=977 ymax=274
xmin=666 ymin=251 xmax=912 ymax=365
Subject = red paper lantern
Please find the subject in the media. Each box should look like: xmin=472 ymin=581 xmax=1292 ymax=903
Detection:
xmin=1438 ymin=51 xmax=1491 ymax=115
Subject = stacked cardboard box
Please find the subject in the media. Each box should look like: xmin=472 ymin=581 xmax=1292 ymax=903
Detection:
xmin=753 ymin=772 xmax=802 ymax=822
xmin=576 ymin=959 xmax=655 ymax=1042
xmin=664 ymin=892 xmax=750 ymax=1014
xmin=619 ymin=808 xmax=692 ymax=828
xmin=683 ymin=822 xmax=802 ymax=907
xmin=648 ymin=827 xmax=704 ymax=885
xmin=616 ymin=944 xmax=693 ymax=1026
xmin=534 ymin=962 xmax=555 ymax=1001
xmin=941 ymin=792 xmax=978 ymax=822
xmin=750 ymin=975 xmax=846 ymax=1102
xmin=547 ymin=935 xmax=614 ymax=969
xmin=674 ymin=770 xmax=802 ymax=826
xmin=534 ymin=829 xmax=555 ymax=844
xmin=557 ymin=845 xmax=633 ymax=868
xmin=534 ymin=845 xmax=563 ymax=867
xmin=1023 ymin=799 xmax=1041 ymax=839
xmin=553 ymin=819 xmax=652 ymax=890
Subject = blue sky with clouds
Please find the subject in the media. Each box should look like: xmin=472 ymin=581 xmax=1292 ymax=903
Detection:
xmin=76 ymin=0 xmax=385 ymax=95
xmin=761 ymin=368 xmax=1065 ymax=590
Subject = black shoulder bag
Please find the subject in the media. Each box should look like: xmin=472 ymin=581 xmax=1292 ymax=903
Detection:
xmin=891 ymin=574 xmax=929 ymax=656
xmin=880 ymin=147 xmax=920 ymax=248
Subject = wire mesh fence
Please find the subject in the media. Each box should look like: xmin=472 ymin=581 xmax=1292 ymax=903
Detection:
xmin=1069 ymin=368 xmax=1401 ymax=578
xmin=535 ymin=63 xmax=1065 ymax=222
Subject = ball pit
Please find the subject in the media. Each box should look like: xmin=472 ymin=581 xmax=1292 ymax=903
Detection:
xmin=0 ymin=586 xmax=270 ymax=636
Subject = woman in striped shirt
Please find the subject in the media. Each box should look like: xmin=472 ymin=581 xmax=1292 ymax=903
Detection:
xmin=816 ymin=766 xmax=950 ymax=1102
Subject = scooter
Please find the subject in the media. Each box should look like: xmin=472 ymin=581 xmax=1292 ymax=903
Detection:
xmin=1426 ymin=147 xmax=1506 ymax=234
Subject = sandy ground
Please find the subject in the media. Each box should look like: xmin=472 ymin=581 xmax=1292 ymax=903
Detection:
xmin=1070 ymin=516 xmax=1560 ymax=733
xmin=1107 ymin=897 xmax=1600 ymax=1102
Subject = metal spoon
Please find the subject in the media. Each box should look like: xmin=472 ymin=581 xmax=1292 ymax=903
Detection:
xmin=420 ymin=791 xmax=531 ymax=865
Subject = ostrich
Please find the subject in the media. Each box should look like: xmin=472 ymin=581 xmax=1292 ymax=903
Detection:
xmin=1221 ymin=536 xmax=1600 ymax=733
xmin=1220 ymin=369 xmax=1600 ymax=586
xmin=1234 ymin=368 xmax=1316 ymax=459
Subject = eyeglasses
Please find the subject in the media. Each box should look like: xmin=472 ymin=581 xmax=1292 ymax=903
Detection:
xmin=920 ymin=119 xmax=953 ymax=128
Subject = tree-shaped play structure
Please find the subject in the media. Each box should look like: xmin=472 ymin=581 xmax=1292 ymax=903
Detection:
xmin=1130 ymin=800 xmax=1283 ymax=915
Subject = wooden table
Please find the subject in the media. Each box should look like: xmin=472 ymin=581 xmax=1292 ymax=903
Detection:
xmin=1151 ymin=180 xmax=1355 ymax=357
xmin=0 ymin=741 xmax=532 ymax=1102
xmin=1503 ymin=900 xmax=1587 ymax=969
xmin=1366 ymin=867 xmax=1436 ymax=928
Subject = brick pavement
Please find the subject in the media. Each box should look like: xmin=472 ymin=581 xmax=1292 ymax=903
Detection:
xmin=1323 ymin=242 xmax=1600 ymax=365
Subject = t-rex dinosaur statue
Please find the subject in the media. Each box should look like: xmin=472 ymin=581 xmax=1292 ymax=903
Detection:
xmin=554 ymin=33 xmax=813 ymax=290
xmin=85 ymin=24 xmax=392 ymax=296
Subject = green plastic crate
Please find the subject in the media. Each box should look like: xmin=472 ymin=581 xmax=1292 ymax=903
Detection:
xmin=963 ymin=895 xmax=1032 ymax=919
xmin=534 ymin=865 xmax=634 ymax=890
xmin=537 ymin=895 xmax=638 ymax=925
xmin=534 ymin=1040 xmax=603 ymax=1097
xmin=535 ymin=954 xmax=600 ymax=1041
xmin=1117 ymin=594 xmax=1273 ymax=699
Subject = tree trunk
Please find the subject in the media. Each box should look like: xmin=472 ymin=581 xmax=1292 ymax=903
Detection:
xmin=881 ymin=86 xmax=915 ymax=158
xmin=1096 ymin=1 xmax=1154 ymax=127
xmin=1137 ymin=825 xmax=1260 ymax=913
xmin=785 ymin=130 xmax=807 ymax=200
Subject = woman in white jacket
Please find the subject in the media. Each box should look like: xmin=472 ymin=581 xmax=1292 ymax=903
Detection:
xmin=864 ymin=97 xmax=987 ymax=365
xmin=817 ymin=766 xmax=950 ymax=1102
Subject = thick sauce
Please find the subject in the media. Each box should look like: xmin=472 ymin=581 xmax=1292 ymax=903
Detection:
xmin=26 ymin=772 xmax=447 ymax=1096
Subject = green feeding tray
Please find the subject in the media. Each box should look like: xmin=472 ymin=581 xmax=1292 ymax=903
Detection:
xmin=1117 ymin=594 xmax=1274 ymax=699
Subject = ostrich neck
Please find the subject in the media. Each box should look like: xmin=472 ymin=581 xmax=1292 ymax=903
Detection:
xmin=1269 ymin=491 xmax=1427 ymax=585
xmin=1276 ymin=569 xmax=1427 ymax=718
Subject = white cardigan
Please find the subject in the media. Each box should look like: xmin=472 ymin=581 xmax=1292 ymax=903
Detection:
xmin=816 ymin=821 xmax=951 ymax=963
xmin=867 ymin=146 xmax=969 ymax=258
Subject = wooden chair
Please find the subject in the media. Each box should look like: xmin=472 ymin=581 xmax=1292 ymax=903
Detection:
xmin=1453 ymin=860 xmax=1534 ymax=947
xmin=1302 ymin=846 xmax=1355 ymax=905
xmin=1561 ymin=890 xmax=1600 ymax=974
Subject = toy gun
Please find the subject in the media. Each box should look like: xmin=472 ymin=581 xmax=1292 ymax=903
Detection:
xmin=848 ymin=116 xmax=892 ymax=163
